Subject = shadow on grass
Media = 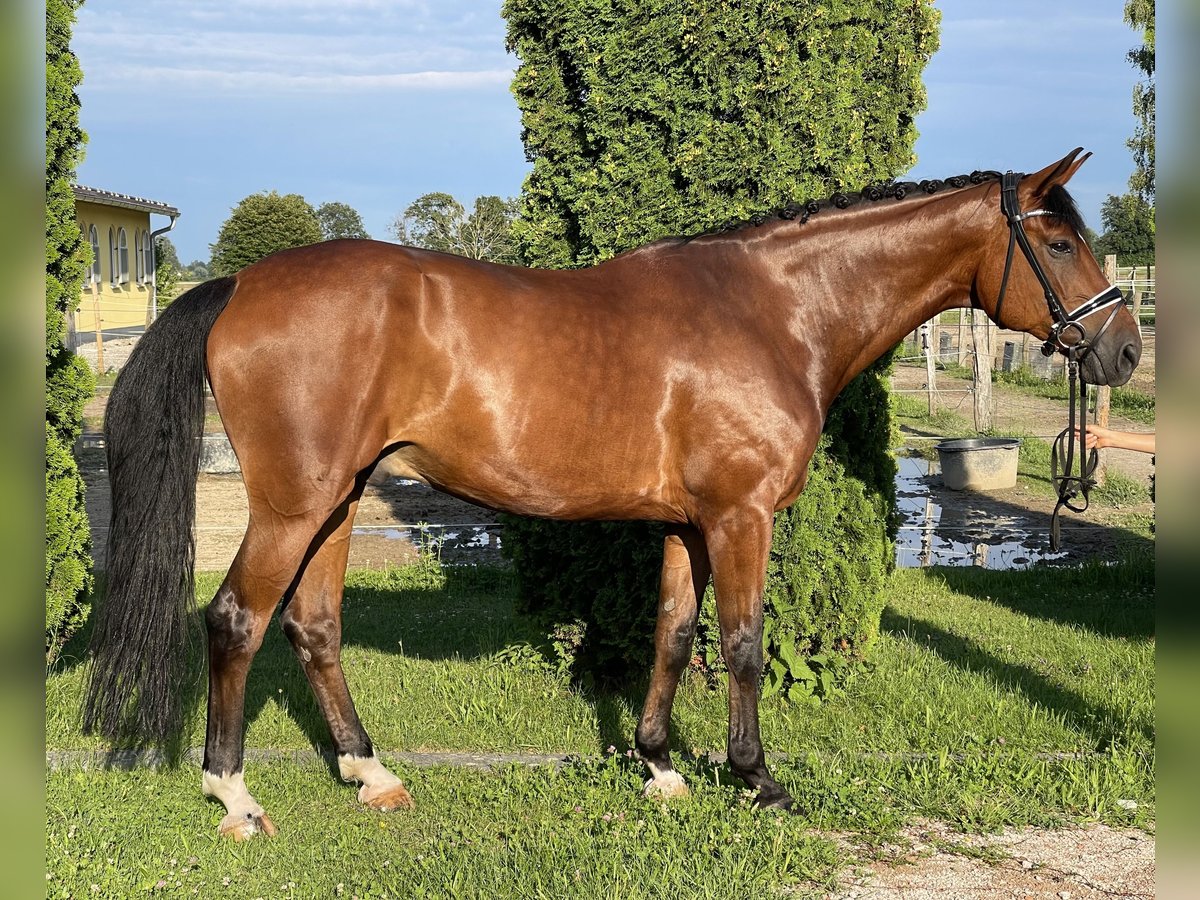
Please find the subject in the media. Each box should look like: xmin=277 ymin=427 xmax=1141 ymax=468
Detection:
xmin=879 ymin=604 xmax=1153 ymax=750
xmin=932 ymin=553 xmax=1154 ymax=640
xmin=55 ymin=543 xmax=1153 ymax=770
xmin=52 ymin=564 xmax=688 ymax=766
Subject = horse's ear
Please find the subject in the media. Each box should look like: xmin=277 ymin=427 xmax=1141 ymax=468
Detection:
xmin=1027 ymin=148 xmax=1091 ymax=198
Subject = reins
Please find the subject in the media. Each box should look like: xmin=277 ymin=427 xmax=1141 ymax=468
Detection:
xmin=993 ymin=172 xmax=1125 ymax=551
xmin=1049 ymin=348 xmax=1099 ymax=552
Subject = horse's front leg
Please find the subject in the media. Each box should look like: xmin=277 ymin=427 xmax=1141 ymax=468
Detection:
xmin=635 ymin=526 xmax=710 ymax=798
xmin=705 ymin=508 xmax=793 ymax=810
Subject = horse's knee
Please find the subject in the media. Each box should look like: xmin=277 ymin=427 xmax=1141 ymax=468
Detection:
xmin=280 ymin=605 xmax=340 ymax=668
xmin=720 ymin=622 xmax=763 ymax=682
xmin=662 ymin=616 xmax=697 ymax=661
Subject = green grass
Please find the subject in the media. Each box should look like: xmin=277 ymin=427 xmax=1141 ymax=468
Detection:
xmin=46 ymin=552 xmax=1154 ymax=896
xmin=47 ymin=760 xmax=847 ymax=899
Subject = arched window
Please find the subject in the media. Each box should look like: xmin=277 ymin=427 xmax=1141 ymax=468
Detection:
xmin=144 ymin=231 xmax=155 ymax=282
xmin=134 ymin=229 xmax=144 ymax=283
xmin=117 ymin=227 xmax=129 ymax=285
xmin=108 ymin=227 xmax=118 ymax=287
xmin=88 ymin=225 xmax=100 ymax=284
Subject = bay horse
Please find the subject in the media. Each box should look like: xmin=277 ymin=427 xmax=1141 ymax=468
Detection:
xmin=83 ymin=149 xmax=1140 ymax=839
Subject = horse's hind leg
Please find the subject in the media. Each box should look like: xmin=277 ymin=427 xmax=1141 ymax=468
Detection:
xmin=202 ymin=489 xmax=353 ymax=840
xmin=635 ymin=526 xmax=710 ymax=799
xmin=279 ymin=489 xmax=412 ymax=811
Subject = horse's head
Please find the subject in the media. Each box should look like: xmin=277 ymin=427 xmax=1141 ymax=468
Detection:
xmin=974 ymin=148 xmax=1142 ymax=386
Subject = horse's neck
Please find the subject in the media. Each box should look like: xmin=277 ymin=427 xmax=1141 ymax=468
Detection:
xmin=764 ymin=197 xmax=987 ymax=408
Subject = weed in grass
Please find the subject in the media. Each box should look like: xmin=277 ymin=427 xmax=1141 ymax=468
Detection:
xmin=1094 ymin=469 xmax=1151 ymax=506
xmin=926 ymin=836 xmax=1010 ymax=865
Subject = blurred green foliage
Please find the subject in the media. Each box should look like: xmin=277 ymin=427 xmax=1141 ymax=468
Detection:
xmin=45 ymin=0 xmax=94 ymax=661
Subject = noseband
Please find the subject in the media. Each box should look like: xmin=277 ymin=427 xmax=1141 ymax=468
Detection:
xmin=993 ymin=172 xmax=1127 ymax=552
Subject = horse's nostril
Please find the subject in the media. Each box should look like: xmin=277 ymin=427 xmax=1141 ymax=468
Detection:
xmin=1122 ymin=341 xmax=1141 ymax=370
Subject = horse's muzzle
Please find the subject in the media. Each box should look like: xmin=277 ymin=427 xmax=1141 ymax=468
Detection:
xmin=1081 ymin=332 xmax=1142 ymax=386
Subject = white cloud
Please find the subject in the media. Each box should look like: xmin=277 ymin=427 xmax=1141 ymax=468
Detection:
xmin=75 ymin=0 xmax=511 ymax=96
xmin=89 ymin=64 xmax=513 ymax=94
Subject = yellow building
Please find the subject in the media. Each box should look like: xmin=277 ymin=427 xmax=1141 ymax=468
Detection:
xmin=72 ymin=185 xmax=179 ymax=337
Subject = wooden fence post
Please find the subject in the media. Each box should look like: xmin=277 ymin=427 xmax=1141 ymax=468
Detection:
xmin=921 ymin=321 xmax=937 ymax=414
xmin=1128 ymin=280 xmax=1147 ymax=336
xmin=1091 ymin=255 xmax=1119 ymax=483
xmin=957 ymin=308 xmax=969 ymax=366
xmin=970 ymin=308 xmax=992 ymax=432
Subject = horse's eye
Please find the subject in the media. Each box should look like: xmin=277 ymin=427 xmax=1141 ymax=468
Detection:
xmin=1049 ymin=241 xmax=1072 ymax=254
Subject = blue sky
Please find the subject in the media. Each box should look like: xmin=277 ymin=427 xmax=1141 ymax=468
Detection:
xmin=73 ymin=0 xmax=1143 ymax=264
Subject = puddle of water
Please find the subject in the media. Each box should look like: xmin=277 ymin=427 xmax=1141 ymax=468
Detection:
xmin=358 ymin=461 xmax=1061 ymax=571
xmin=351 ymin=523 xmax=502 ymax=561
xmin=894 ymin=454 xmax=1065 ymax=570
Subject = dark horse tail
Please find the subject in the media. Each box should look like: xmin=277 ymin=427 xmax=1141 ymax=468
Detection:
xmin=82 ymin=276 xmax=238 ymax=743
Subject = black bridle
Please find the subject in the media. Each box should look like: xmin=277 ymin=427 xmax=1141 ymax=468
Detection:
xmin=993 ymin=171 xmax=1126 ymax=552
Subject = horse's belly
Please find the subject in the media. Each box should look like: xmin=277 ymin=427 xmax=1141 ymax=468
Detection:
xmin=381 ymin=442 xmax=683 ymax=523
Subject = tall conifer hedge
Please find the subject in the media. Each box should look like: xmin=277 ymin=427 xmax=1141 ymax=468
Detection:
xmin=46 ymin=0 xmax=95 ymax=659
xmin=501 ymin=0 xmax=939 ymax=694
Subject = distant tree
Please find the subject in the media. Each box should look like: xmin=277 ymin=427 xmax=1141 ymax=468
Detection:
xmin=209 ymin=190 xmax=322 ymax=276
xmin=46 ymin=0 xmax=94 ymax=659
xmin=316 ymin=201 xmax=371 ymax=240
xmin=390 ymin=192 xmax=461 ymax=252
xmin=154 ymin=234 xmax=181 ymax=271
xmin=153 ymin=236 xmax=181 ymax=310
xmin=182 ymin=259 xmax=210 ymax=281
xmin=1124 ymin=0 xmax=1154 ymax=203
xmin=389 ymin=193 xmax=518 ymax=263
xmin=1092 ymin=193 xmax=1155 ymax=267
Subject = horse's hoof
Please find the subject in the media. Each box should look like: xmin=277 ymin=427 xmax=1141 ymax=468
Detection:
xmin=218 ymin=811 xmax=277 ymax=840
xmin=643 ymin=772 xmax=690 ymax=800
xmin=359 ymin=782 xmax=414 ymax=811
xmin=753 ymin=789 xmax=795 ymax=812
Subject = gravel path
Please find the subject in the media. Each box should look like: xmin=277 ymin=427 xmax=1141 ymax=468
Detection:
xmin=828 ymin=819 xmax=1153 ymax=899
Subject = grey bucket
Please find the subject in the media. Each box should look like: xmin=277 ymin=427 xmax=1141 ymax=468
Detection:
xmin=935 ymin=437 xmax=1020 ymax=490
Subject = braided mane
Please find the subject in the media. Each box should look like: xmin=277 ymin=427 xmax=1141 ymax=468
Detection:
xmin=688 ymin=169 xmax=1008 ymax=239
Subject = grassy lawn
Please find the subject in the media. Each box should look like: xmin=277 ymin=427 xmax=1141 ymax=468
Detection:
xmin=47 ymin=550 xmax=1154 ymax=897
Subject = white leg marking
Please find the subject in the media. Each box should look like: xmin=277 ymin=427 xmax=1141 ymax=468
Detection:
xmin=643 ymin=761 xmax=690 ymax=799
xmin=338 ymin=754 xmax=414 ymax=810
xmin=201 ymin=771 xmax=277 ymax=839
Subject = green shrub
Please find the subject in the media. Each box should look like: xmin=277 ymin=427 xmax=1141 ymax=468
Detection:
xmin=45 ymin=347 xmax=93 ymax=445
xmin=46 ymin=0 xmax=94 ymax=661
xmin=759 ymin=440 xmax=893 ymax=694
xmin=502 ymin=518 xmax=665 ymax=679
xmin=46 ymin=423 xmax=92 ymax=659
